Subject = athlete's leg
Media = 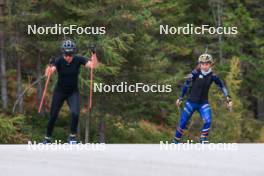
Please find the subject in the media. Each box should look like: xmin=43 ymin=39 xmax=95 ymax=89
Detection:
xmin=67 ymin=91 xmax=80 ymax=135
xmin=174 ymin=101 xmax=196 ymax=142
xmin=198 ymin=103 xmax=212 ymax=142
xmin=46 ymin=91 xmax=66 ymax=137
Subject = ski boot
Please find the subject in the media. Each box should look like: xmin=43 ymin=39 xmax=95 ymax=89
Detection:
xmin=200 ymin=137 xmax=209 ymax=144
xmin=43 ymin=136 xmax=52 ymax=144
xmin=172 ymin=137 xmax=180 ymax=144
xmin=67 ymin=134 xmax=78 ymax=144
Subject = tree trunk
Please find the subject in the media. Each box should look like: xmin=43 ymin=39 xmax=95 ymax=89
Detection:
xmin=36 ymin=50 xmax=43 ymax=109
xmin=257 ymin=96 xmax=264 ymax=120
xmin=0 ymin=0 xmax=8 ymax=111
xmin=99 ymin=95 xmax=105 ymax=143
xmin=85 ymin=110 xmax=90 ymax=143
xmin=209 ymin=0 xmax=224 ymax=64
xmin=217 ymin=1 xmax=223 ymax=64
xmin=99 ymin=115 xmax=105 ymax=143
xmin=16 ymin=54 xmax=23 ymax=113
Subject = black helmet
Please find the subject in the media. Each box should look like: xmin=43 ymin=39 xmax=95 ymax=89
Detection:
xmin=61 ymin=40 xmax=76 ymax=54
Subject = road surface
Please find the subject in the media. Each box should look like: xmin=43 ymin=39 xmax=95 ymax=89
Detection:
xmin=0 ymin=144 xmax=263 ymax=176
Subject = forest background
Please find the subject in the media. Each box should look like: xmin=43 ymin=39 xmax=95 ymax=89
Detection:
xmin=0 ymin=0 xmax=263 ymax=143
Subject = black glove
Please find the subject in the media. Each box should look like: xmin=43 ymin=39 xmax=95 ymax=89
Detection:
xmin=49 ymin=57 xmax=55 ymax=66
xmin=91 ymin=46 xmax=96 ymax=54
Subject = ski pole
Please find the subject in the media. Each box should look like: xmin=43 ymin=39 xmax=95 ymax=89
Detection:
xmin=85 ymin=48 xmax=97 ymax=143
xmin=89 ymin=46 xmax=97 ymax=109
xmin=89 ymin=53 xmax=95 ymax=109
xmin=38 ymin=65 xmax=52 ymax=113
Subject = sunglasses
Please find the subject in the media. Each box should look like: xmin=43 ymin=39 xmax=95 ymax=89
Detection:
xmin=200 ymin=62 xmax=211 ymax=65
xmin=64 ymin=54 xmax=73 ymax=57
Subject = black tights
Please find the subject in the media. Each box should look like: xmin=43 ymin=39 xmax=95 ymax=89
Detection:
xmin=46 ymin=91 xmax=80 ymax=137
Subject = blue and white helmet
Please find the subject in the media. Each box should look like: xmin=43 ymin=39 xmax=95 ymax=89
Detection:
xmin=61 ymin=40 xmax=76 ymax=54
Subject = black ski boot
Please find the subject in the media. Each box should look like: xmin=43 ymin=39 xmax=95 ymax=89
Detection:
xmin=43 ymin=136 xmax=52 ymax=144
xmin=200 ymin=137 xmax=209 ymax=144
xmin=67 ymin=134 xmax=78 ymax=144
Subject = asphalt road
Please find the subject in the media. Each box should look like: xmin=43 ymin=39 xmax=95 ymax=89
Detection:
xmin=0 ymin=144 xmax=263 ymax=176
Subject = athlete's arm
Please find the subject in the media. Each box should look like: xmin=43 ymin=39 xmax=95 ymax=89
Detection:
xmin=212 ymin=74 xmax=229 ymax=97
xmin=176 ymin=69 xmax=198 ymax=107
xmin=213 ymin=74 xmax=233 ymax=109
xmin=179 ymin=69 xmax=198 ymax=100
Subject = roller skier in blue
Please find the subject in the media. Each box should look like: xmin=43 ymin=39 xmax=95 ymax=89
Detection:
xmin=173 ymin=53 xmax=233 ymax=143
